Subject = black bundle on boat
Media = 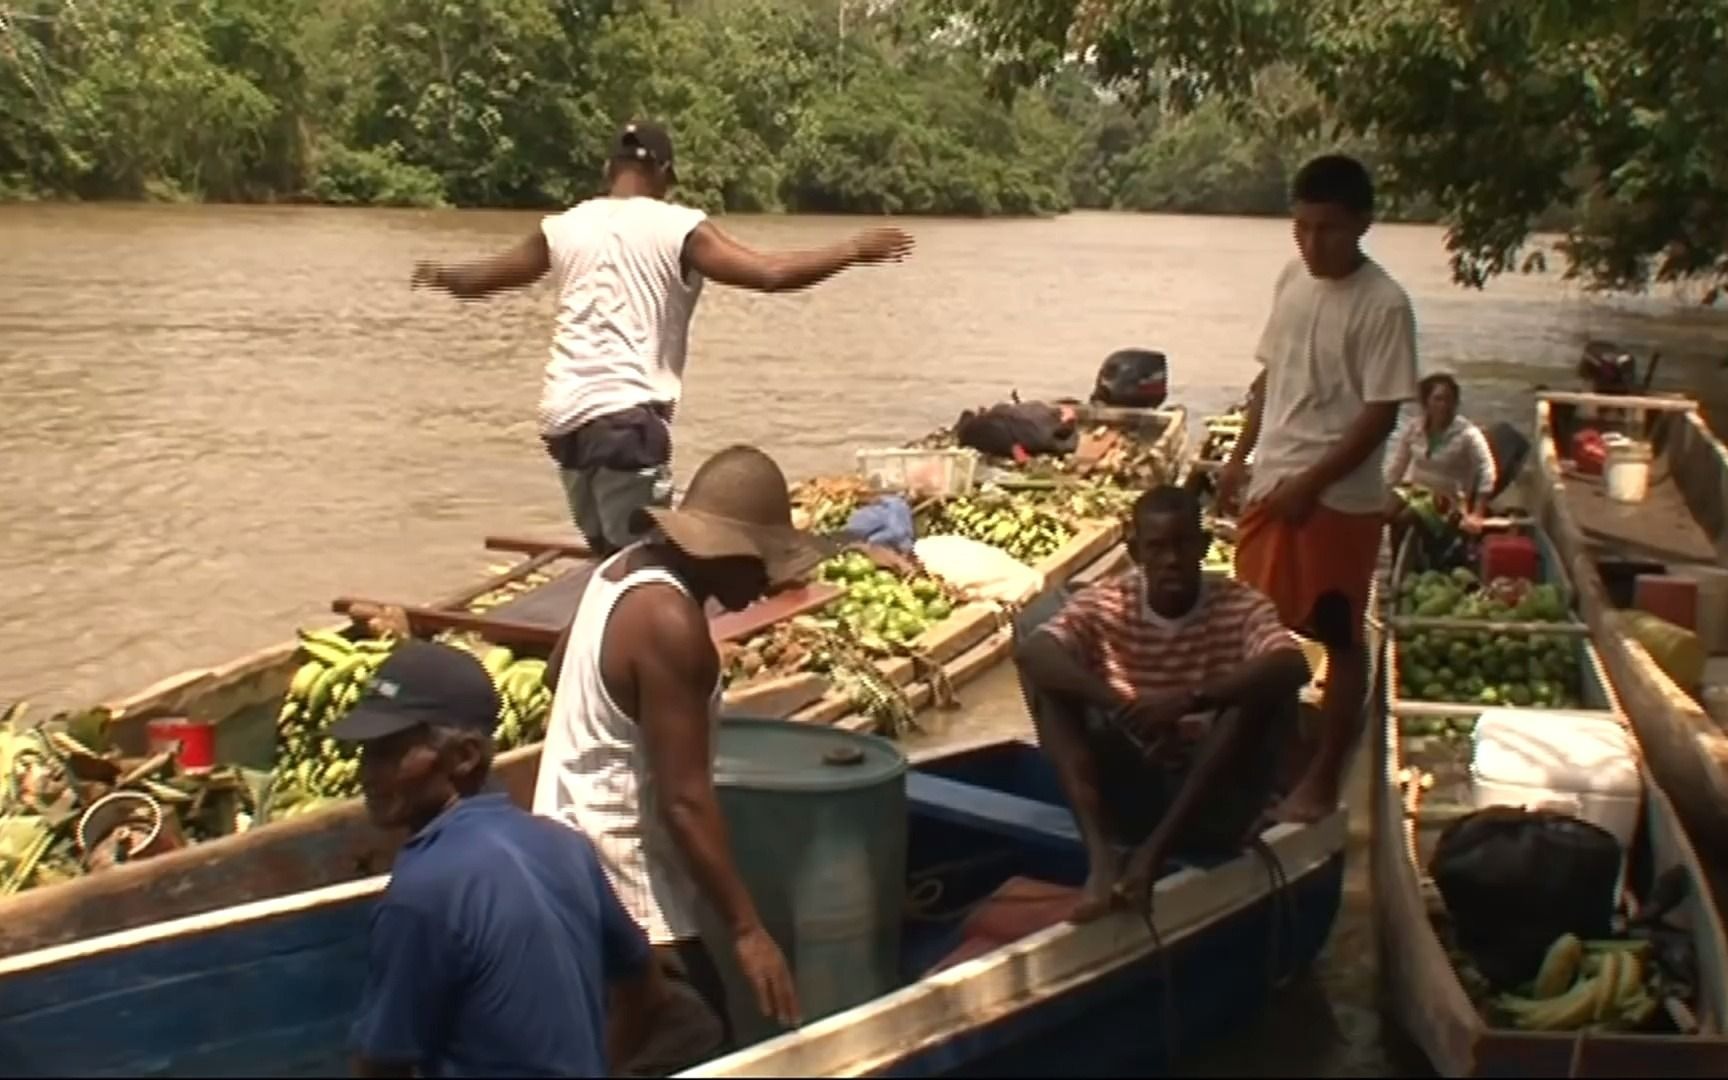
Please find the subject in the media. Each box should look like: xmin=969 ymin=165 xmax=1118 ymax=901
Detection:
xmin=1430 ymin=806 xmax=1622 ymax=988
xmin=952 ymin=400 xmax=1078 ymax=459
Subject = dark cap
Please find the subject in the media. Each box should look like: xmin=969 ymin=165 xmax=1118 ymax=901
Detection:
xmin=332 ymin=640 xmax=499 ymax=743
xmin=613 ymin=121 xmax=676 ymax=181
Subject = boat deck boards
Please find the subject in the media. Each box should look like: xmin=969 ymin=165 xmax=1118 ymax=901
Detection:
xmin=444 ymin=559 xmax=844 ymax=644
xmin=478 ymin=560 xmax=597 ymax=629
xmin=1560 ymin=464 xmax=1719 ymax=567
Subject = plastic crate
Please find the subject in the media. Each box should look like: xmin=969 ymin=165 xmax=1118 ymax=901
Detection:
xmin=856 ymin=447 xmax=979 ymax=498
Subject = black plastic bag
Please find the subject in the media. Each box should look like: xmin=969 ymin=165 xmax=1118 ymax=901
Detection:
xmin=1482 ymin=421 xmax=1530 ymax=502
xmin=1091 ymin=349 xmax=1168 ymax=408
xmin=953 ymin=402 xmax=1078 ymax=458
xmin=1429 ymin=806 xmax=1622 ymax=988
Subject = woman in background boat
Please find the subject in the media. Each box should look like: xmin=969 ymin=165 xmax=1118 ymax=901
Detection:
xmin=1383 ymin=372 xmax=1498 ymax=555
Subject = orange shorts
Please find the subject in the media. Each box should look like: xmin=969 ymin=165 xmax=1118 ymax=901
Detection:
xmin=1234 ymin=500 xmax=1384 ymax=649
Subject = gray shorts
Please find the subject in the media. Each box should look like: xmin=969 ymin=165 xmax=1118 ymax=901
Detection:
xmin=558 ymin=463 xmax=672 ymax=555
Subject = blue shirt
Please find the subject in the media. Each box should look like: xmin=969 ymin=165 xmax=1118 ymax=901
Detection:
xmin=351 ymin=793 xmax=650 ymax=1078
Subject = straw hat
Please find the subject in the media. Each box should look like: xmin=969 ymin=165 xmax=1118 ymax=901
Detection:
xmin=633 ymin=445 xmax=836 ymax=585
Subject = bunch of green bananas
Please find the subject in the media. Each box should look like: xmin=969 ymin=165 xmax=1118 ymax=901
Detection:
xmin=269 ymin=633 xmax=555 ymax=820
xmin=271 ymin=629 xmax=397 ymax=814
xmin=922 ymin=493 xmax=1075 ymax=564
xmin=1491 ymin=934 xmax=1663 ymax=1032
xmin=475 ymin=646 xmax=552 ymax=750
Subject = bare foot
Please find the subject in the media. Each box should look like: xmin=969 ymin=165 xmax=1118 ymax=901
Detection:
xmin=1272 ymin=779 xmax=1338 ymax=824
xmin=1069 ymin=867 xmax=1119 ymax=924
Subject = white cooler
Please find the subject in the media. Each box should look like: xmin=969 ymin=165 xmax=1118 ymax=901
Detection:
xmin=1470 ymin=708 xmax=1644 ymax=849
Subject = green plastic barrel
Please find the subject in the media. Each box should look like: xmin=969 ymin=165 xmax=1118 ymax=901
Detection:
xmin=704 ymin=717 xmax=909 ymax=1048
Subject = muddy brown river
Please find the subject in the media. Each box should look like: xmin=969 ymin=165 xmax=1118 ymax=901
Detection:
xmin=4 ymin=202 xmax=1727 ymax=1074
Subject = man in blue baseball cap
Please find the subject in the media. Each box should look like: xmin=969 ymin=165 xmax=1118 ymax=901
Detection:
xmin=339 ymin=640 xmax=706 ymax=1078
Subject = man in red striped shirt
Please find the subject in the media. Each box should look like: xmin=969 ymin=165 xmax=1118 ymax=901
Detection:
xmin=1015 ymin=486 xmax=1312 ymax=921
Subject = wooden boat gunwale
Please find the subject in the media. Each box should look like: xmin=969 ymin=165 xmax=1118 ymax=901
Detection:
xmin=677 ymin=810 xmax=1346 ymax=1078
xmin=1531 ymin=392 xmax=1728 ymax=858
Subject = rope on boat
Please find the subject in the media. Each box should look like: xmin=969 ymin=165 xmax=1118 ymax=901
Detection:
xmin=1566 ymin=1028 xmax=1588 ymax=1078
xmin=1136 ymin=873 xmax=1182 ymax=1067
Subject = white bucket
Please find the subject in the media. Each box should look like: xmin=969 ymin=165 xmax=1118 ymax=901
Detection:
xmin=1603 ymin=435 xmax=1652 ymax=503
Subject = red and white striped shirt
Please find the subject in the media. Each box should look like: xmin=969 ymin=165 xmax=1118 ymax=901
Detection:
xmin=1042 ymin=571 xmax=1300 ymax=733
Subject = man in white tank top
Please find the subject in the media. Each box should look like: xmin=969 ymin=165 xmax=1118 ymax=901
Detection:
xmin=534 ymin=444 xmax=833 ymax=1075
xmin=410 ymin=121 xmax=914 ymax=556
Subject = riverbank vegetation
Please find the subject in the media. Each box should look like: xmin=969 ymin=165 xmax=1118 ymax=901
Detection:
xmin=0 ymin=0 xmax=1416 ymax=221
xmin=4 ymin=0 xmax=1720 ymax=298
xmin=944 ymin=0 xmax=1728 ymax=296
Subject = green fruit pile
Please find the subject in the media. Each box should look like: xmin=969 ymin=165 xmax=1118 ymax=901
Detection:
xmin=818 ymin=551 xmax=956 ymax=649
xmin=1397 ymin=627 xmax=1583 ymax=708
xmin=921 ymin=494 xmax=1075 ymax=564
xmin=270 ymin=631 xmax=553 ymax=819
xmin=1398 ymin=567 xmax=1569 ymax=623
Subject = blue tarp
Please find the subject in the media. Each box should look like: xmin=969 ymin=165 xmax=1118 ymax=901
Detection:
xmin=841 ymin=496 xmax=916 ymax=553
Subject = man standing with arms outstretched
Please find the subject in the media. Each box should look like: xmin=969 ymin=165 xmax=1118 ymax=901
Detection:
xmin=1217 ymin=154 xmax=1419 ymax=825
xmin=412 ymin=121 xmax=915 ymax=554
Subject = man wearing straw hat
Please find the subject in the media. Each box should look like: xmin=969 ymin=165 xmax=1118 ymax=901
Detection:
xmin=536 ymin=444 xmax=833 ymax=1074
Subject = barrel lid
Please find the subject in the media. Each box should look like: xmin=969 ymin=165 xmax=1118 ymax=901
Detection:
xmin=714 ymin=718 xmax=907 ymax=793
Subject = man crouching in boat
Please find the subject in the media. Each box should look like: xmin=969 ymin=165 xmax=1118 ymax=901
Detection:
xmin=1014 ymin=485 xmax=1313 ymax=922
xmin=336 ymin=641 xmax=665 ymax=1078
xmin=537 ymin=444 xmax=830 ymax=1073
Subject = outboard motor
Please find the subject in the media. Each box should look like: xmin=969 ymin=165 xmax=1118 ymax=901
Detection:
xmin=1578 ymin=340 xmax=1658 ymax=394
xmin=1092 ymin=349 xmax=1169 ymax=409
xmin=1483 ymin=421 xmax=1530 ymax=502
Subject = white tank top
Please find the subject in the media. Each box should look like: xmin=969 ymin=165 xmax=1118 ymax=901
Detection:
xmin=532 ymin=551 xmax=721 ymax=943
xmin=535 ymin=197 xmax=709 ymax=438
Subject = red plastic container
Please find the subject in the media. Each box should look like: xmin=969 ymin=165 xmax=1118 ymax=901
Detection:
xmin=1635 ymin=574 xmax=1699 ymax=632
xmin=1573 ymin=428 xmax=1607 ymax=476
xmin=146 ymin=717 xmax=216 ymax=772
xmin=1481 ymin=534 xmax=1540 ymax=584
xmin=929 ymin=876 xmax=1080 ymax=974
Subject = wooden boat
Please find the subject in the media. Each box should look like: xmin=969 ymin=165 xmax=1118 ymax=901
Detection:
xmin=0 ymin=408 xmax=1193 ymax=959
xmin=0 ymin=735 xmax=1346 ymax=1079
xmin=681 ymin=595 xmax=1349 ymax=1078
xmin=1531 ymin=390 xmax=1728 ymax=861
xmin=1375 ymin=528 xmax=1728 ymax=1071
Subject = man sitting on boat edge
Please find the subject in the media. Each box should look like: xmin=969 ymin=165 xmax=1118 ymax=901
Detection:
xmin=335 ymin=641 xmax=667 ymax=1078
xmin=1014 ymin=485 xmax=1312 ymax=922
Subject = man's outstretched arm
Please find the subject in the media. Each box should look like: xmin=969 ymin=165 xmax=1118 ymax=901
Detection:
xmin=683 ymin=221 xmax=912 ymax=293
xmin=413 ymin=231 xmax=552 ymax=300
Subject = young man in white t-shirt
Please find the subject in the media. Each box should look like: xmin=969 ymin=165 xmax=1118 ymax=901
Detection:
xmin=1216 ymin=154 xmax=1420 ymax=825
xmin=411 ymin=121 xmax=914 ymax=554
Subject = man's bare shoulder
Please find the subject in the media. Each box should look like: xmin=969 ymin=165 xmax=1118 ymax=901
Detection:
xmin=610 ymin=581 xmax=709 ymax=658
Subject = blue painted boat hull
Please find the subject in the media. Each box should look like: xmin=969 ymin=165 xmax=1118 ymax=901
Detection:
xmin=0 ymin=740 xmax=1343 ymax=1078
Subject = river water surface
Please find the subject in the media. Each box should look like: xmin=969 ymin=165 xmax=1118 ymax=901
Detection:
xmin=4 ymin=203 xmax=1728 ymax=1073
